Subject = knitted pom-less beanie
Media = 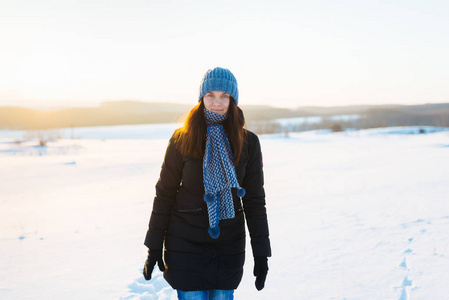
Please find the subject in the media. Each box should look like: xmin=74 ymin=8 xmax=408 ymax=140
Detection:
xmin=198 ymin=67 xmax=239 ymax=104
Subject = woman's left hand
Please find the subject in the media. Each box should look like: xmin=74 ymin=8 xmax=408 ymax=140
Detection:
xmin=253 ymin=256 xmax=268 ymax=290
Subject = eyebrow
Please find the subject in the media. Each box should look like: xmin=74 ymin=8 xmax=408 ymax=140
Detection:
xmin=207 ymin=91 xmax=229 ymax=96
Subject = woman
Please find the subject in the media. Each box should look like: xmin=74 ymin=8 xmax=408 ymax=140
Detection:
xmin=143 ymin=67 xmax=271 ymax=300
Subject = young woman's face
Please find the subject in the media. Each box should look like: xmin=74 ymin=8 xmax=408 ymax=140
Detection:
xmin=203 ymin=91 xmax=231 ymax=115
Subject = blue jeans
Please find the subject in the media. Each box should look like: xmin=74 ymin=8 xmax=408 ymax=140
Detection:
xmin=177 ymin=289 xmax=234 ymax=300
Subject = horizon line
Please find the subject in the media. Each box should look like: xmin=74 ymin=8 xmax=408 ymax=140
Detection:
xmin=1 ymin=100 xmax=448 ymax=111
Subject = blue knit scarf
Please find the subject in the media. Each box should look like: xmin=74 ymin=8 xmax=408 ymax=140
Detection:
xmin=203 ymin=109 xmax=246 ymax=238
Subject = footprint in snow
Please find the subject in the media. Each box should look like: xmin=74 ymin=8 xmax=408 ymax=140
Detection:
xmin=399 ymin=287 xmax=409 ymax=300
xmin=121 ymin=270 xmax=175 ymax=300
xmin=402 ymin=276 xmax=413 ymax=287
xmin=399 ymin=258 xmax=407 ymax=268
xmin=397 ymin=276 xmax=413 ymax=300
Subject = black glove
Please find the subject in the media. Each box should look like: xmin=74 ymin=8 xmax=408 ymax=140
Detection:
xmin=143 ymin=249 xmax=165 ymax=280
xmin=253 ymin=256 xmax=268 ymax=291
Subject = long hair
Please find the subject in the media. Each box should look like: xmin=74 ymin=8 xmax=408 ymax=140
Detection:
xmin=174 ymin=98 xmax=246 ymax=165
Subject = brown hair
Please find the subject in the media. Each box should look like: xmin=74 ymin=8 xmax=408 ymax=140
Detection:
xmin=174 ymin=98 xmax=246 ymax=165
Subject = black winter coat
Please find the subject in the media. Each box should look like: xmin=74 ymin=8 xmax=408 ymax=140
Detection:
xmin=144 ymin=129 xmax=271 ymax=291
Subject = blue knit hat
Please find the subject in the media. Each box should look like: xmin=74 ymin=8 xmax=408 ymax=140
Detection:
xmin=198 ymin=67 xmax=239 ymax=105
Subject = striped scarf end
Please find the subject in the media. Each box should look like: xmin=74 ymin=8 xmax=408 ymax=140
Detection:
xmin=208 ymin=226 xmax=220 ymax=239
xmin=204 ymin=193 xmax=215 ymax=204
xmin=237 ymin=187 xmax=246 ymax=197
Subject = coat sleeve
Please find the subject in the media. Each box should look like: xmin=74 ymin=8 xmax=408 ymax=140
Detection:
xmin=242 ymin=132 xmax=272 ymax=257
xmin=144 ymin=134 xmax=183 ymax=249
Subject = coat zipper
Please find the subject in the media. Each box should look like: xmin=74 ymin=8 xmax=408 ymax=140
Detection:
xmin=177 ymin=208 xmax=203 ymax=213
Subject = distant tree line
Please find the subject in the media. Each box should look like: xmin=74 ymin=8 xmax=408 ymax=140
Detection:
xmin=0 ymin=105 xmax=186 ymax=130
xmin=1 ymin=101 xmax=448 ymax=133
xmin=246 ymin=105 xmax=449 ymax=135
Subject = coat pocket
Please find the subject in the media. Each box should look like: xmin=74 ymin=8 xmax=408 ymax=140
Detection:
xmin=176 ymin=207 xmax=203 ymax=214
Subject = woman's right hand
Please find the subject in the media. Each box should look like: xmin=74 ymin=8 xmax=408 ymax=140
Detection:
xmin=254 ymin=256 xmax=268 ymax=290
xmin=143 ymin=249 xmax=165 ymax=280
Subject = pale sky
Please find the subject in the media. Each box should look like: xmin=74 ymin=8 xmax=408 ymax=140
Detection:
xmin=1 ymin=0 xmax=449 ymax=109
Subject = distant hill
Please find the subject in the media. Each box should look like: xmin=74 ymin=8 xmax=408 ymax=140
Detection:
xmin=0 ymin=101 xmax=190 ymax=130
xmin=0 ymin=101 xmax=302 ymax=130
xmin=293 ymin=103 xmax=449 ymax=116
xmin=1 ymin=101 xmax=448 ymax=130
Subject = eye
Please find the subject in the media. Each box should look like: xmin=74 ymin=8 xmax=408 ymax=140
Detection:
xmin=222 ymin=94 xmax=230 ymax=99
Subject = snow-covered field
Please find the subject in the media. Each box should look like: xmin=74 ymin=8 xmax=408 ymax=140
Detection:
xmin=1 ymin=125 xmax=449 ymax=300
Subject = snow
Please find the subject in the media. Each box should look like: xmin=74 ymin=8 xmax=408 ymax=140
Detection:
xmin=275 ymin=114 xmax=360 ymax=126
xmin=1 ymin=126 xmax=449 ymax=299
xmin=1 ymin=122 xmax=182 ymax=141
